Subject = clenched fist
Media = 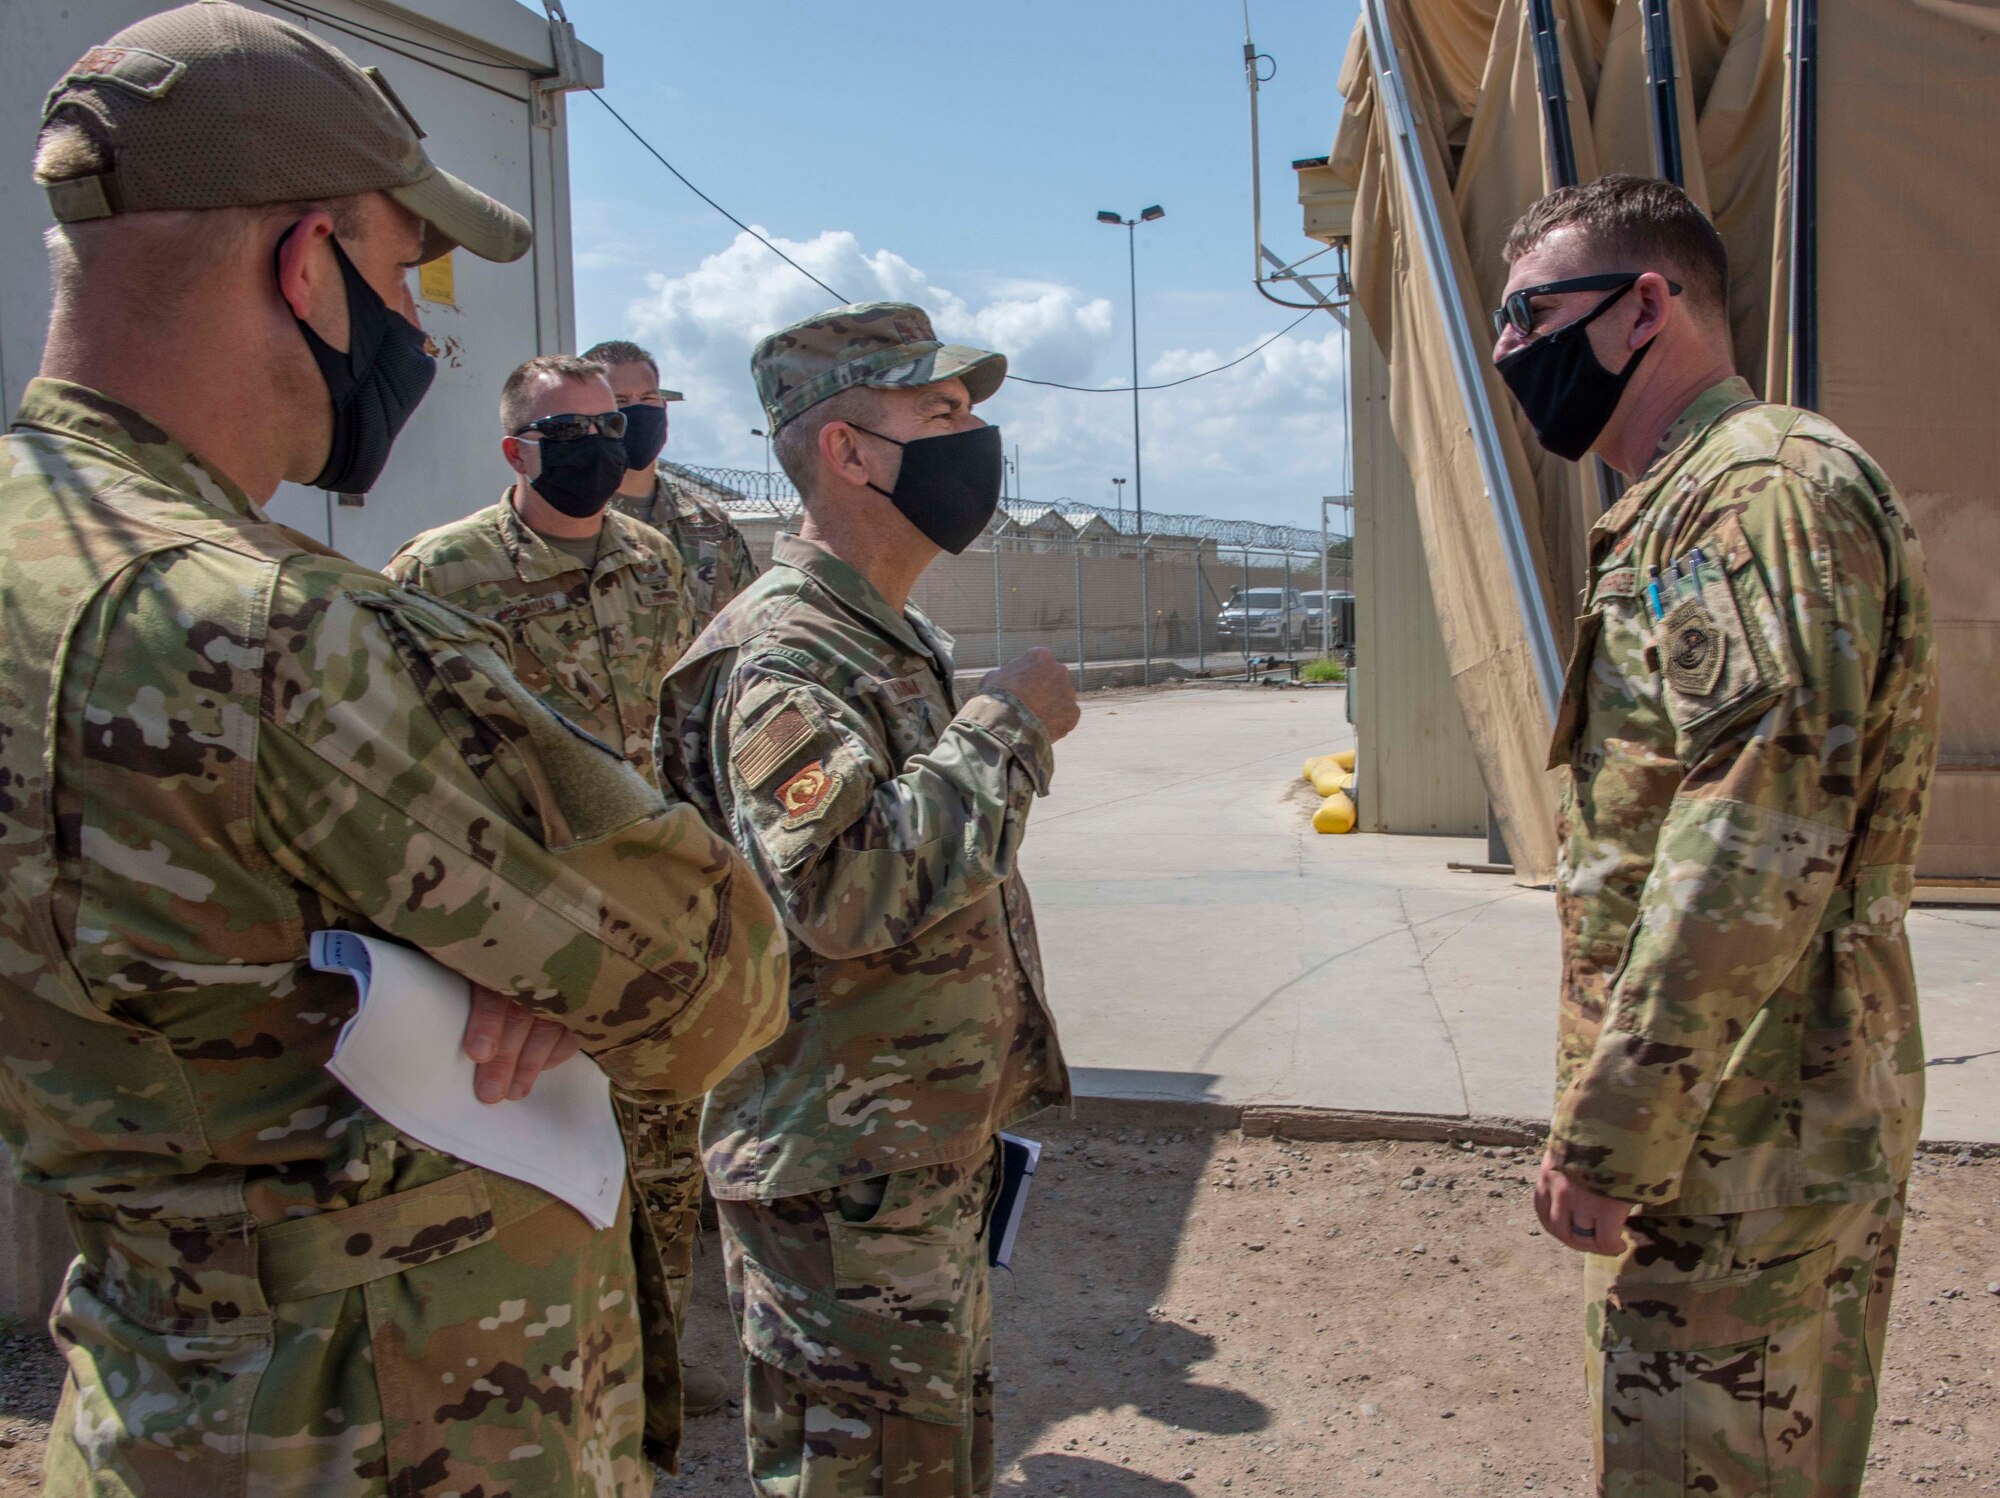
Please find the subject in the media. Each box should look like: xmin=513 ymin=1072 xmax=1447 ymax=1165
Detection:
xmin=979 ymin=647 xmax=1081 ymax=742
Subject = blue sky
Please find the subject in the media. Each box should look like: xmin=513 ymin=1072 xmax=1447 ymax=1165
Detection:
xmin=560 ymin=0 xmax=1362 ymax=531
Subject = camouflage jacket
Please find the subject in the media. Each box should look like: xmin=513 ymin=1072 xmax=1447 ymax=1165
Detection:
xmin=0 ymin=381 xmax=787 ymax=1495
xmin=612 ymin=469 xmax=761 ymax=630
xmin=384 ymin=494 xmax=703 ymax=1467
xmin=659 ymin=534 xmax=1071 ymax=1199
xmin=1548 ymin=377 xmax=1938 ymax=1214
xmin=385 ymin=496 xmax=693 ymax=784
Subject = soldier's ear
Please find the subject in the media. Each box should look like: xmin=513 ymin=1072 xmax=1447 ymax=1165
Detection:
xmin=818 ymin=421 xmax=870 ymax=490
xmin=501 ymin=434 xmax=532 ymax=477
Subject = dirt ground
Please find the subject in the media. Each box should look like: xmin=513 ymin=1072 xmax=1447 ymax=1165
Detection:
xmin=3 ymin=1113 xmax=1994 ymax=1496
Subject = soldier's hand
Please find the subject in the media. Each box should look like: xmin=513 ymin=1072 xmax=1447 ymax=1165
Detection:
xmin=980 ymin=647 xmax=1081 ymax=742
xmin=1534 ymin=1147 xmax=1634 ymax=1255
xmin=462 ymin=987 xmax=581 ymax=1104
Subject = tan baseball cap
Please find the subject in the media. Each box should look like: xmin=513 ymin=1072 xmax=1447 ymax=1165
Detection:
xmin=752 ymin=301 xmax=1006 ymax=429
xmin=37 ymin=0 xmax=530 ymax=264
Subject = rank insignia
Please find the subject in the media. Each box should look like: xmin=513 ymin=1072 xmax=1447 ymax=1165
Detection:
xmin=1663 ymin=596 xmax=1725 ymax=696
xmin=776 ymin=760 xmax=836 ymax=822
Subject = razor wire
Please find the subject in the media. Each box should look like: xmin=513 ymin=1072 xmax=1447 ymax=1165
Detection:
xmin=666 ymin=462 xmax=1332 ymax=553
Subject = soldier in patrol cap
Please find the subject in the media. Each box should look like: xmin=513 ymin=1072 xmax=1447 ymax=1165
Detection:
xmin=657 ymin=301 xmax=1078 ymax=1496
xmin=586 ymin=337 xmax=763 ymax=628
xmin=0 ymin=4 xmax=787 ymax=1493
xmin=1492 ymin=175 xmax=1938 ymax=1496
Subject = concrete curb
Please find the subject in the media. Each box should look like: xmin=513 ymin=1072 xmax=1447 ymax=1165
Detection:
xmin=1067 ymin=1094 xmax=2000 ymax=1157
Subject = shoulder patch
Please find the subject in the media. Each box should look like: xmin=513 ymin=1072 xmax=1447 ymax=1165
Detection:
xmin=738 ymin=703 xmax=815 ymax=787
xmin=774 ymin=760 xmax=836 ymax=823
xmin=1662 ymin=596 xmax=1726 ymax=697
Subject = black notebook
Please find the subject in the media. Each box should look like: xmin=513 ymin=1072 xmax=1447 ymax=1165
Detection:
xmin=987 ymin=1133 xmax=1042 ymax=1270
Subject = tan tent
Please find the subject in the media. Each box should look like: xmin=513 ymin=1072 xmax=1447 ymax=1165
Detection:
xmin=1311 ymin=0 xmax=2000 ymax=882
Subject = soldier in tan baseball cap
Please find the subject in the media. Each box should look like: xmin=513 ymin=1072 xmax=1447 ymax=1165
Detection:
xmin=4 ymin=6 xmax=794 ymax=1494
xmin=31 ymin=0 xmax=532 ymax=500
xmin=39 ymin=0 xmax=530 ymax=263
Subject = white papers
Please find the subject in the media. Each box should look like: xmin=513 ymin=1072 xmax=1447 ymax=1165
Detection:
xmin=309 ymin=930 xmax=625 ymax=1229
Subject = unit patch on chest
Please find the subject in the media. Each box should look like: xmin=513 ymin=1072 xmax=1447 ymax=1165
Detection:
xmin=1662 ymin=595 xmax=1726 ymax=696
xmin=775 ymin=760 xmax=836 ymax=822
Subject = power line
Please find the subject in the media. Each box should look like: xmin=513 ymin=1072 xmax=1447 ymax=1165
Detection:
xmin=273 ymin=1 xmax=519 ymax=69
xmin=1006 ymin=309 xmax=1320 ymax=392
xmin=582 ymin=88 xmax=1335 ymax=393
xmin=589 ymin=92 xmax=851 ymax=304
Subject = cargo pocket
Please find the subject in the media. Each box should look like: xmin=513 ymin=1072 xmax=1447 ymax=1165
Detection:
xmin=1657 ymin=515 xmax=1798 ymax=764
xmin=736 ymin=1251 xmax=969 ymax=1422
xmin=354 ymin=587 xmax=664 ymax=850
xmin=1595 ymin=1242 xmax=1831 ymax=1495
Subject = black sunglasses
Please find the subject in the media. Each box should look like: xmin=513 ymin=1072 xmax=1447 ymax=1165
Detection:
xmin=514 ymin=411 xmax=628 ymax=443
xmin=1491 ymin=272 xmax=1681 ymax=339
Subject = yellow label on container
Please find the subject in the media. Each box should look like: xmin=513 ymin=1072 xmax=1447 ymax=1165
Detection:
xmin=418 ymin=253 xmax=456 ymax=306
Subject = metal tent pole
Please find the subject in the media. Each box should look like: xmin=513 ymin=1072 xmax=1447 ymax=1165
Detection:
xmin=1359 ymin=0 xmax=1562 ymax=720
xmin=1789 ymin=0 xmax=1820 ymax=410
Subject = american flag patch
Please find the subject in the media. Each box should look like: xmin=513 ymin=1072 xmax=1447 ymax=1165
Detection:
xmin=738 ymin=704 xmax=814 ymax=787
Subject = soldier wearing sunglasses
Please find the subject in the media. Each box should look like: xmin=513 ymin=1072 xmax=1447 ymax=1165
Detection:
xmin=1494 ymin=176 xmax=1937 ymax=1497
xmin=387 ymin=354 xmax=713 ymax=1468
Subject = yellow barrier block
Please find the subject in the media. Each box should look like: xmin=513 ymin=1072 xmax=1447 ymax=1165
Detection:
xmin=1310 ymin=760 xmax=1348 ymax=797
xmin=1313 ymin=790 xmax=1358 ymax=834
xmin=1332 ymin=748 xmax=1356 ymax=772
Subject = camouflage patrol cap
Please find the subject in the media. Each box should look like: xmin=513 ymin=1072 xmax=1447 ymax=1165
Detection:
xmin=752 ymin=301 xmax=1006 ymax=429
xmin=37 ymin=1 xmax=530 ymax=264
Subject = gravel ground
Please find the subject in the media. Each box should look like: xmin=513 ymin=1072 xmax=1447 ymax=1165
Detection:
xmin=4 ymin=1114 xmax=1994 ymax=1495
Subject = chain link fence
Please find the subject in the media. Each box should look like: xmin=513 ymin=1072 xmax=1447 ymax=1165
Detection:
xmin=682 ymin=462 xmax=1350 ymax=686
xmin=736 ymin=525 xmax=1349 ymax=685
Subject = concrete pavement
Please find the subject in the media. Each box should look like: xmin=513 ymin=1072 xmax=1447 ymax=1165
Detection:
xmin=1027 ymin=684 xmax=2000 ymax=1144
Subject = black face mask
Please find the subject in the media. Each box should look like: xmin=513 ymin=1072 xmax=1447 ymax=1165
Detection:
xmin=620 ymin=403 xmax=668 ymax=470
xmin=286 ymin=228 xmax=437 ymax=494
xmin=1495 ymin=282 xmax=1653 ymax=462
xmin=529 ymin=433 xmax=631 ymax=518
xmin=849 ymin=422 xmax=1004 ymax=554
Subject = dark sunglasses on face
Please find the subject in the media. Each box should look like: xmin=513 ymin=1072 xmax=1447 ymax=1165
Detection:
xmin=514 ymin=411 xmax=628 ymax=443
xmin=1491 ymin=271 xmax=1682 ymax=339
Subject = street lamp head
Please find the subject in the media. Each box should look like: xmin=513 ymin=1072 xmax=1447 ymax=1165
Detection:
xmin=1096 ymin=210 xmax=1123 ymax=225
xmin=750 ymin=428 xmax=766 ymax=437
xmin=1140 ymin=205 xmax=1165 ymax=222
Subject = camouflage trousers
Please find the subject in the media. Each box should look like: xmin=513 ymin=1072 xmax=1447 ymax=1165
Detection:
xmin=1585 ymin=1188 xmax=1906 ymax=1497
xmin=621 ymin=1093 xmax=707 ymax=1465
xmin=719 ymin=1145 xmax=1002 ymax=1497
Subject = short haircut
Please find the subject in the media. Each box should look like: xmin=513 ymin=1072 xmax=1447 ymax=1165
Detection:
xmin=500 ymin=354 xmax=607 ymax=434
xmin=580 ymin=339 xmax=657 ymax=378
xmin=1503 ymin=174 xmax=1728 ymax=317
xmin=773 ymin=386 xmax=880 ymax=497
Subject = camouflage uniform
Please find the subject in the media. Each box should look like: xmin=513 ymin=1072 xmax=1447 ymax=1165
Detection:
xmin=387 ymin=496 xmax=693 ymax=777
xmin=1547 ymin=376 xmax=1938 ymax=1496
xmin=0 ymin=381 xmax=789 ymax=1495
xmin=659 ymin=533 xmax=1070 ymax=1496
xmin=613 ymin=470 xmax=761 ymax=631
xmin=384 ymin=497 xmax=707 ymax=1462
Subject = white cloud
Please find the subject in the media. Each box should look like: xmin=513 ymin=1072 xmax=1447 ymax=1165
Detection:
xmin=614 ymin=227 xmax=1349 ymax=529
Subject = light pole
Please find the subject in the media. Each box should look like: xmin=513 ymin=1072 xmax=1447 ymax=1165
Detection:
xmin=750 ymin=427 xmax=771 ymax=477
xmin=1111 ymin=476 xmax=1126 ymax=530
xmin=1097 ymin=204 xmax=1164 ymax=534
